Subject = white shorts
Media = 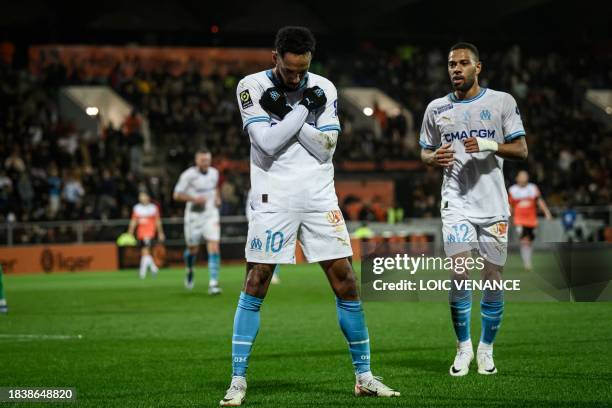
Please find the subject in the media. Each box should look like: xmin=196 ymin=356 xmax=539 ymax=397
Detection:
xmin=442 ymin=210 xmax=509 ymax=266
xmin=245 ymin=209 xmax=353 ymax=264
xmin=184 ymin=212 xmax=220 ymax=246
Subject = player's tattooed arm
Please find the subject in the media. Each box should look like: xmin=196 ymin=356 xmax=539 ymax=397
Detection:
xmin=421 ymin=143 xmax=455 ymax=168
xmin=464 ymin=136 xmax=528 ymax=160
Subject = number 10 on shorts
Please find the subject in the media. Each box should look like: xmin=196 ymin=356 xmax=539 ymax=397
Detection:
xmin=265 ymin=230 xmax=284 ymax=253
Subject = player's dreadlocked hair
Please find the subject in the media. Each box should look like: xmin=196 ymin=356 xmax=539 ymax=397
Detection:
xmin=450 ymin=42 xmax=480 ymax=61
xmin=275 ymin=26 xmax=316 ymax=56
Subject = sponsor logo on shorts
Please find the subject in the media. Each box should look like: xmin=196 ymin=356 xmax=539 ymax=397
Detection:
xmin=326 ymin=210 xmax=344 ymax=226
xmin=335 ymin=237 xmax=350 ymax=247
xmin=249 ymin=236 xmax=263 ymax=251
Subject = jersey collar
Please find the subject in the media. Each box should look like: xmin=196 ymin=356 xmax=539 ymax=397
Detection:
xmin=448 ymin=87 xmax=487 ymax=103
xmin=266 ymin=69 xmax=309 ymax=92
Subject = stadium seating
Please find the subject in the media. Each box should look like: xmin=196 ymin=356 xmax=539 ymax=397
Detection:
xmin=0 ymin=45 xmax=610 ymax=226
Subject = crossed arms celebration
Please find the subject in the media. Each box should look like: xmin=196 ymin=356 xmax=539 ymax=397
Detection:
xmin=247 ymin=86 xmax=337 ymax=163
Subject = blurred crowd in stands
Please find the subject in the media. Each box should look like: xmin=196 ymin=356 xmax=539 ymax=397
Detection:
xmin=0 ymin=42 xmax=610 ymax=228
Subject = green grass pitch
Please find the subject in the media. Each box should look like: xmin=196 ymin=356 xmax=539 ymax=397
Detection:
xmin=1 ymin=259 xmax=611 ymax=407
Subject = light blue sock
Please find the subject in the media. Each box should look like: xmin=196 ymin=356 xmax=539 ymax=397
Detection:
xmin=450 ymin=287 xmax=472 ymax=342
xmin=232 ymin=292 xmax=263 ymax=377
xmin=183 ymin=250 xmax=195 ymax=272
xmin=208 ymin=253 xmax=220 ymax=282
xmin=480 ymin=289 xmax=504 ymax=345
xmin=336 ymin=298 xmax=370 ymax=374
xmin=273 ymin=265 xmax=280 ymax=278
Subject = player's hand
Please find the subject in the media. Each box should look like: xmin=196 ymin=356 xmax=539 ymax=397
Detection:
xmin=464 ymin=137 xmax=498 ymax=153
xmin=432 ymin=143 xmax=455 ymax=167
xmin=260 ymin=87 xmax=293 ymax=119
xmin=299 ymin=86 xmax=327 ymax=112
xmin=193 ymin=196 xmax=206 ymax=206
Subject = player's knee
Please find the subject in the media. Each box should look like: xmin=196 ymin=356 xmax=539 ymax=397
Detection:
xmin=329 ymin=260 xmax=358 ymax=298
xmin=481 ymin=264 xmax=503 ymax=281
xmin=208 ymin=242 xmax=220 ymax=253
xmin=244 ymin=263 xmax=274 ymax=295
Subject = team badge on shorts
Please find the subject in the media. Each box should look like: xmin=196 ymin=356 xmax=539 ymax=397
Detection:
xmin=490 ymin=222 xmax=508 ymax=239
xmin=326 ymin=210 xmax=344 ymax=226
xmin=249 ymin=236 xmax=263 ymax=252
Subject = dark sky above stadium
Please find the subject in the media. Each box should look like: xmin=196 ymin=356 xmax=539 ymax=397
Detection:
xmin=0 ymin=0 xmax=609 ymax=50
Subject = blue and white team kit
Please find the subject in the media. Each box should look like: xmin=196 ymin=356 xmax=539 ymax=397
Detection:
xmin=420 ymin=88 xmax=526 ymax=265
xmin=237 ymin=70 xmax=352 ymax=264
xmin=173 ymin=166 xmax=221 ymax=245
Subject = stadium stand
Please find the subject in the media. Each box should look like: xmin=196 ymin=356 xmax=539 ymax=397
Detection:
xmin=0 ymin=44 xmax=610 ymax=230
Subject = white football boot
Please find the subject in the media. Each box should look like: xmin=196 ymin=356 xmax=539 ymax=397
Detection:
xmin=477 ymin=343 xmax=498 ymax=375
xmin=184 ymin=270 xmax=194 ymax=290
xmin=354 ymin=372 xmax=400 ymax=397
xmin=449 ymin=341 xmax=474 ymax=376
xmin=219 ymin=376 xmax=247 ymax=406
xmin=208 ymin=279 xmax=222 ymax=295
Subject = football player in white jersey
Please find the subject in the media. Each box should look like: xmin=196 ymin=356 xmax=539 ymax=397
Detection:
xmin=173 ymin=149 xmax=222 ymax=294
xmin=220 ymin=27 xmax=398 ymax=406
xmin=420 ymin=43 xmax=528 ymax=377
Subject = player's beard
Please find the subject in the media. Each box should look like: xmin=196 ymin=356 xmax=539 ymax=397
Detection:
xmin=453 ymin=75 xmax=475 ymax=92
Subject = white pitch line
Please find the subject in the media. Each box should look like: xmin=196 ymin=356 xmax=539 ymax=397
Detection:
xmin=0 ymin=334 xmax=83 ymax=340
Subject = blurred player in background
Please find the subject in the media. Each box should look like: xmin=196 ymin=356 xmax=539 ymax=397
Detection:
xmin=127 ymin=191 xmax=165 ymax=279
xmin=420 ymin=43 xmax=528 ymax=376
xmin=508 ymin=170 xmax=552 ymax=271
xmin=0 ymin=265 xmax=7 ymax=314
xmin=220 ymin=26 xmax=398 ymax=406
xmin=173 ymin=149 xmax=222 ymax=294
xmin=246 ymin=188 xmax=280 ymax=284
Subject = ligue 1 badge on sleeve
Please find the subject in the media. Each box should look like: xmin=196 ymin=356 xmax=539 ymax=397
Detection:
xmin=240 ymin=89 xmax=254 ymax=109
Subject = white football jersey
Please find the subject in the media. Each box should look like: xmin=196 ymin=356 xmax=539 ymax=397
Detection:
xmin=420 ymin=88 xmax=525 ymax=219
xmin=173 ymin=166 xmax=219 ymax=216
xmin=236 ymin=70 xmax=341 ymax=212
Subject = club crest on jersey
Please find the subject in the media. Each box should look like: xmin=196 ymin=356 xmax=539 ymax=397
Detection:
xmin=250 ymin=236 xmax=263 ymax=251
xmin=270 ymin=90 xmax=281 ymax=101
xmin=326 ymin=210 xmax=344 ymax=226
xmin=480 ymin=109 xmax=491 ymax=121
xmin=240 ymin=89 xmax=254 ymax=109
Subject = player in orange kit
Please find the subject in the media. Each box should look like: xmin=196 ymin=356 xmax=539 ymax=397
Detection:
xmin=508 ymin=171 xmax=552 ymax=271
xmin=128 ymin=191 xmax=166 ymax=278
